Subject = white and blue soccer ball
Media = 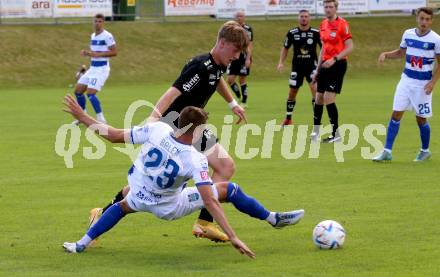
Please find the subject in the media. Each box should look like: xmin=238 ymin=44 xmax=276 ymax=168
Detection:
xmin=313 ymin=220 xmax=345 ymax=249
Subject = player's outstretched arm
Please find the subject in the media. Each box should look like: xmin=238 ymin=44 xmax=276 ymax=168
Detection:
xmin=378 ymin=48 xmax=406 ymax=63
xmin=197 ymin=184 xmax=255 ymax=259
xmin=148 ymin=87 xmax=182 ymax=122
xmin=63 ymin=94 xmax=129 ymax=143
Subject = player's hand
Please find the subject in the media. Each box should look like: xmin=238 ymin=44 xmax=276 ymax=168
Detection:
xmin=322 ymin=59 xmax=335 ymax=68
xmin=378 ymin=52 xmax=387 ymax=63
xmin=230 ymin=236 xmax=255 ymax=259
xmin=80 ymin=50 xmax=90 ymax=57
xmin=311 ymin=72 xmax=318 ymax=84
xmin=277 ymin=63 xmax=284 ymax=72
xmin=232 ymin=105 xmax=247 ymax=124
xmin=63 ymin=94 xmax=86 ymax=120
xmin=424 ymin=80 xmax=435 ymax=95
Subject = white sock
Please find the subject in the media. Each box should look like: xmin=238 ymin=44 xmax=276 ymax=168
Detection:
xmin=384 ymin=148 xmax=392 ymax=154
xmin=77 ymin=234 xmax=92 ymax=247
xmin=421 ymin=148 xmax=429 ymax=152
xmin=265 ymin=212 xmax=277 ymax=225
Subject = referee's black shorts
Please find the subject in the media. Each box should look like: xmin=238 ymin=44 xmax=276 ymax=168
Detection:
xmin=316 ymin=59 xmax=347 ymax=94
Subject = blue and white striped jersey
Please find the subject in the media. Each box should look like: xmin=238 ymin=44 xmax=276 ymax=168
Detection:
xmin=400 ymin=28 xmax=440 ymax=85
xmin=89 ymin=30 xmax=115 ymax=68
xmin=127 ymin=121 xmax=212 ymax=196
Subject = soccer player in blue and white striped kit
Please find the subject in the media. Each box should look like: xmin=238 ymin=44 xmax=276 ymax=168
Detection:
xmin=72 ymin=13 xmax=117 ymax=125
xmin=374 ymin=7 xmax=440 ymax=162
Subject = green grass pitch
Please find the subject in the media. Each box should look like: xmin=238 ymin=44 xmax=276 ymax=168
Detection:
xmin=1 ymin=74 xmax=440 ymax=275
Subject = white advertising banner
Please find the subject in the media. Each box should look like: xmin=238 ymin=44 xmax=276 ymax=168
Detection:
xmin=1 ymin=0 xmax=52 ymax=18
xmin=369 ymin=0 xmax=426 ymax=11
xmin=53 ymin=0 xmax=112 ymax=17
xmin=164 ymin=0 xmax=217 ymax=15
xmin=266 ymin=0 xmax=316 ymax=15
xmin=216 ymin=0 xmax=266 ymax=18
xmin=317 ymin=0 xmax=368 ymax=14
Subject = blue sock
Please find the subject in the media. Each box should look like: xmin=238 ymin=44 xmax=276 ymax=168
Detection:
xmin=385 ymin=119 xmax=400 ymax=151
xmin=87 ymin=94 xmax=102 ymax=114
xmin=418 ymin=122 xmax=430 ymax=150
xmin=86 ymin=203 xmax=126 ymax=240
xmin=226 ymin=182 xmax=270 ymax=220
xmin=75 ymin=92 xmax=86 ymax=110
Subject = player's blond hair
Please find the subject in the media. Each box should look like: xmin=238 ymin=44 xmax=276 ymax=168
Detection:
xmin=217 ymin=21 xmax=249 ymax=52
xmin=323 ymin=0 xmax=339 ymax=8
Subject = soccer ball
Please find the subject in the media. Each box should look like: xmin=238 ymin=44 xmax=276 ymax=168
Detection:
xmin=313 ymin=220 xmax=345 ymax=249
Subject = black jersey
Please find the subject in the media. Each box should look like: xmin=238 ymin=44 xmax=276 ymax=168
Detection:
xmin=242 ymin=24 xmax=253 ymax=42
xmin=284 ymin=27 xmax=321 ymax=65
xmin=164 ymin=53 xmax=226 ymax=117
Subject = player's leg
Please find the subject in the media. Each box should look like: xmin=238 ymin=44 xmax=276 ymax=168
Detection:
xmin=227 ymin=74 xmax=241 ymax=99
xmin=413 ymin=88 xmax=432 ymax=161
xmin=373 ymin=80 xmax=410 ymax=162
xmin=86 ymin=88 xmax=106 ymax=123
xmin=63 ymin=198 xmax=135 ymax=253
xmin=282 ymin=87 xmax=299 ymax=126
xmin=71 ymin=82 xmax=88 ymax=125
xmin=307 ymin=67 xmax=317 ymax=110
xmin=415 ymin=116 xmax=431 ymax=161
xmin=239 ymin=75 xmax=248 ymax=107
xmin=322 ymin=91 xmax=340 ymax=143
xmin=312 ymin=67 xmax=326 ymax=141
xmin=215 ymin=182 xmax=304 ymax=228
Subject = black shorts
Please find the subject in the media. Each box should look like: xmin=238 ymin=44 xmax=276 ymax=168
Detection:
xmin=316 ymin=60 xmax=347 ymax=94
xmin=227 ymin=53 xmax=250 ymax=76
xmin=289 ymin=62 xmax=317 ymax=89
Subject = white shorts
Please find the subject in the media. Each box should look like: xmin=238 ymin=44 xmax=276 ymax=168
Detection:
xmin=393 ymin=78 xmax=433 ymax=118
xmin=77 ymin=66 xmax=110 ymax=91
xmin=126 ymin=185 xmax=218 ymax=221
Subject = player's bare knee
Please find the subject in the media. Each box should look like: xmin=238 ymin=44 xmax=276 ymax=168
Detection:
xmin=74 ymin=84 xmax=87 ymax=93
xmin=315 ymin=93 xmax=324 ymax=104
xmin=119 ymin=199 xmax=135 ymax=214
xmin=122 ymin=185 xmax=130 ymax=197
xmin=416 ymin=116 xmax=427 ymax=125
xmin=391 ymin=111 xmax=404 ymax=121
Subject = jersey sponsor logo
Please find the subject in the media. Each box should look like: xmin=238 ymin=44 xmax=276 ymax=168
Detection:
xmin=410 ymin=56 xmax=423 ymax=69
xmin=182 ymin=74 xmax=200 ymax=92
xmin=301 ymin=32 xmax=306 ymax=37
xmin=200 ymin=171 xmax=209 ymax=180
xmin=330 ymin=32 xmax=336 ymax=38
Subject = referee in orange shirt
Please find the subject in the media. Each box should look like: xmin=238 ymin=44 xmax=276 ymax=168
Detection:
xmin=311 ymin=0 xmax=354 ymax=143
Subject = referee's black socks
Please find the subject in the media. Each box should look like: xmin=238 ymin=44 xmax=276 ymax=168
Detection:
xmin=230 ymin=82 xmax=241 ymax=99
xmin=326 ymin=103 xmax=339 ymax=137
xmin=313 ymin=103 xmax=324 ymax=126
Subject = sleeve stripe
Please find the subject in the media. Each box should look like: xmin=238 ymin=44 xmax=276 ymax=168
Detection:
xmin=130 ymin=129 xmax=134 ymax=144
xmin=195 ymin=181 xmax=213 ymax=187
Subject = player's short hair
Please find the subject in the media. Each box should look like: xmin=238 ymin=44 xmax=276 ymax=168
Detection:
xmin=299 ymin=9 xmax=309 ymax=14
xmin=217 ymin=21 xmax=249 ymax=52
xmin=416 ymin=7 xmax=434 ymax=17
xmin=323 ymin=0 xmax=338 ymax=8
xmin=94 ymin=13 xmax=105 ymax=20
xmin=178 ymin=106 xmax=209 ymax=135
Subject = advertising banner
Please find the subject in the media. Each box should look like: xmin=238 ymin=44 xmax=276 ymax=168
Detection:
xmin=164 ymin=0 xmax=216 ymax=16
xmin=53 ymin=0 xmax=112 ymax=17
xmin=369 ymin=0 xmax=426 ymax=11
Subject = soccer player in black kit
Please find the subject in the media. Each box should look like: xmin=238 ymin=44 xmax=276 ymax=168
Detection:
xmin=277 ymin=10 xmax=321 ymax=126
xmin=87 ymin=21 xmax=249 ymax=244
xmin=227 ymin=10 xmax=253 ymax=108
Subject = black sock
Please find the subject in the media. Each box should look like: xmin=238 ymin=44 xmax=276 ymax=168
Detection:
xmin=286 ymin=100 xmax=296 ymax=120
xmin=102 ymin=189 xmax=124 ymax=212
xmin=241 ymin=84 xmax=248 ymax=103
xmin=230 ymin=82 xmax=241 ymax=99
xmin=326 ymin=103 xmax=339 ymax=137
xmin=198 ymin=208 xmax=214 ymax=222
xmin=312 ymin=98 xmax=315 ymax=108
xmin=314 ymin=104 xmax=324 ymax=126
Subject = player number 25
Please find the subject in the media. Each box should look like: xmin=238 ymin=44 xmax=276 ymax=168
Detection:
xmin=418 ymin=103 xmax=430 ymax=115
xmin=144 ymin=147 xmax=180 ymax=189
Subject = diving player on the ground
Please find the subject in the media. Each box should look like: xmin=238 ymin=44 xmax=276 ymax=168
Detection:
xmin=62 ymin=98 xmax=305 ymax=258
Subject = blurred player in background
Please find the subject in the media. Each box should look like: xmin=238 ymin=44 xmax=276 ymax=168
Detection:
xmin=311 ymin=0 xmax=353 ymax=143
xmin=72 ymin=13 xmax=117 ymax=125
xmin=373 ymin=7 xmax=440 ymax=162
xmin=277 ymin=10 xmax=321 ymax=126
xmin=227 ymin=10 xmax=253 ymax=108
xmin=62 ymin=101 xmax=305 ymax=258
